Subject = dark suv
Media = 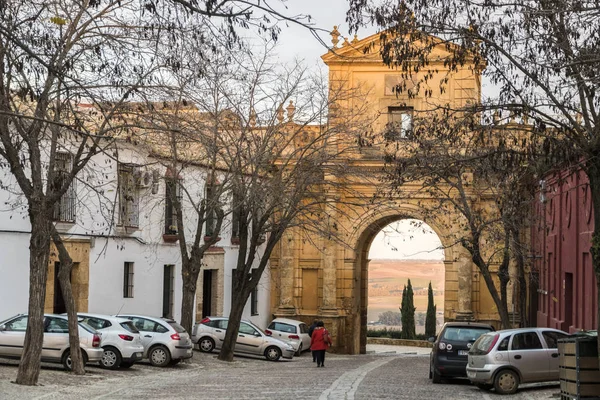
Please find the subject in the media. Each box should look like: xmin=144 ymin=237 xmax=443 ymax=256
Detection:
xmin=429 ymin=322 xmax=494 ymax=383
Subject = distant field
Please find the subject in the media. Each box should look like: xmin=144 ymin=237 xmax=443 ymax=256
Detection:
xmin=367 ymin=259 xmax=445 ymax=323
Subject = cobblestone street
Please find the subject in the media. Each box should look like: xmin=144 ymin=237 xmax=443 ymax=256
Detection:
xmin=0 ymin=346 xmax=560 ymax=399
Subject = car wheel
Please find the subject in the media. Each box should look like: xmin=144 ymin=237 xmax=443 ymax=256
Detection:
xmin=100 ymin=346 xmax=122 ymax=370
xmin=431 ymin=366 xmax=442 ymax=383
xmin=264 ymin=346 xmax=282 ymax=361
xmin=475 ymin=383 xmax=493 ymax=391
xmin=295 ymin=343 xmax=303 ymax=357
xmin=120 ymin=362 xmax=134 ymax=369
xmin=149 ymin=346 xmax=171 ymax=367
xmin=494 ymin=369 xmax=519 ymax=395
xmin=62 ymin=349 xmax=88 ymax=371
xmin=198 ymin=337 xmax=215 ymax=353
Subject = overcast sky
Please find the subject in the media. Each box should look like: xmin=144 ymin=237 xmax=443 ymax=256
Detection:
xmin=368 ymin=219 xmax=444 ymax=261
xmin=252 ymin=0 xmax=377 ymax=68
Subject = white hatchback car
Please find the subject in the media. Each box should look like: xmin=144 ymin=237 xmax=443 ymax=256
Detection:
xmin=266 ymin=318 xmax=311 ymax=356
xmin=117 ymin=314 xmax=193 ymax=367
xmin=76 ymin=313 xmax=145 ymax=369
xmin=0 ymin=314 xmax=103 ymax=370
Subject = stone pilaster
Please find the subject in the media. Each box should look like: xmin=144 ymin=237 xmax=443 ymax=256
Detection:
xmin=321 ymin=237 xmax=338 ymax=316
xmin=276 ymin=230 xmax=296 ymax=315
xmin=455 ymin=246 xmax=474 ymax=321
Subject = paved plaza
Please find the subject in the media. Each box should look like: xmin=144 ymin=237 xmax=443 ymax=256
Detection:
xmin=0 ymin=345 xmax=560 ymax=399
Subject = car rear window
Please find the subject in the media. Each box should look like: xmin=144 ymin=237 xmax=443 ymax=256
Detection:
xmin=442 ymin=327 xmax=493 ymax=342
xmin=79 ymin=321 xmax=96 ymax=334
xmin=269 ymin=322 xmax=297 ymax=334
xmin=120 ymin=321 xmax=139 ymax=334
xmin=472 ymin=333 xmax=497 ymax=354
xmin=168 ymin=321 xmax=186 ymax=333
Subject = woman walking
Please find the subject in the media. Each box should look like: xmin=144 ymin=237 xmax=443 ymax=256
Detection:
xmin=310 ymin=321 xmax=332 ymax=367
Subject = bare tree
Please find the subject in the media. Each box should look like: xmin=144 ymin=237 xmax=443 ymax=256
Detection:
xmin=201 ymin=54 xmax=374 ymax=362
xmin=346 ymin=0 xmax=600 ymax=358
xmin=0 ymin=0 xmax=182 ymax=384
xmin=379 ymin=108 xmax=542 ymax=329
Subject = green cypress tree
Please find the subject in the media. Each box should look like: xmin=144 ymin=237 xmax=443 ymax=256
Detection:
xmin=400 ymin=284 xmax=407 ymax=338
xmin=405 ymin=279 xmax=416 ymax=339
xmin=401 ymin=280 xmax=416 ymax=339
xmin=425 ymin=281 xmax=437 ymax=337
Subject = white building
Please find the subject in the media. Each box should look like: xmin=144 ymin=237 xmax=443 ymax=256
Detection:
xmin=0 ymin=139 xmax=272 ymax=329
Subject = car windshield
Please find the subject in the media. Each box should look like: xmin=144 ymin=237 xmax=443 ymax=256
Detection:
xmin=249 ymin=323 xmax=266 ymax=336
xmin=442 ymin=327 xmax=492 ymax=342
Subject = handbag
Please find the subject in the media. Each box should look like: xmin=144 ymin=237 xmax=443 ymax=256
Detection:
xmin=322 ymin=329 xmax=332 ymax=347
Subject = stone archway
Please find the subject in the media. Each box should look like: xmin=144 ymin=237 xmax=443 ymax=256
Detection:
xmin=349 ymin=207 xmax=474 ymax=354
xmin=269 ymin=28 xmax=502 ymax=355
xmin=270 ymin=202 xmax=482 ymax=355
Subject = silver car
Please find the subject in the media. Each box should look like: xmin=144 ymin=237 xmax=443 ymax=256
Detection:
xmin=0 ymin=314 xmax=104 ymax=370
xmin=116 ymin=314 xmax=193 ymax=367
xmin=192 ymin=316 xmax=295 ymax=361
xmin=77 ymin=313 xmax=145 ymax=369
xmin=467 ymin=327 xmax=569 ymax=394
xmin=266 ymin=318 xmax=311 ymax=356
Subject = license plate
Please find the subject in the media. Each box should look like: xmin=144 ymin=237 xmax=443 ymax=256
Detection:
xmin=458 ymin=350 xmax=469 ymax=356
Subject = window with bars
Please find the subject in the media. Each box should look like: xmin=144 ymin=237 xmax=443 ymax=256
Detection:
xmin=164 ymin=178 xmax=182 ymax=234
xmin=123 ymin=262 xmax=134 ymax=298
xmin=231 ymin=191 xmax=243 ymax=243
xmin=385 ymin=107 xmax=413 ymax=140
xmin=251 ymin=284 xmax=259 ymax=315
xmin=52 ymin=152 xmax=76 ymax=222
xmin=205 ymin=183 xmax=221 ymax=236
xmin=118 ymin=164 xmax=140 ymax=228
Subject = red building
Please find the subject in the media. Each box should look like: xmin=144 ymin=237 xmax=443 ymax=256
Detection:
xmin=531 ymin=169 xmax=598 ymax=332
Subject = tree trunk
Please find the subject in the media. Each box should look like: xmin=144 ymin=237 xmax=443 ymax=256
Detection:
xmin=498 ymin=262 xmax=509 ymax=324
xmin=180 ymin=257 xmax=200 ymax=334
xmin=51 ymin=230 xmax=84 ymax=374
xmin=473 ymin=254 xmax=511 ymax=328
xmin=16 ymin=212 xmax=52 ymax=385
xmin=585 ymin=158 xmax=600 ymax=369
xmin=218 ymin=272 xmax=250 ymax=362
xmin=514 ymin=244 xmax=528 ymax=327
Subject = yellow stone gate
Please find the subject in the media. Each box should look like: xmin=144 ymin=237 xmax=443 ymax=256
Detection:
xmin=269 ymin=30 xmax=507 ymax=354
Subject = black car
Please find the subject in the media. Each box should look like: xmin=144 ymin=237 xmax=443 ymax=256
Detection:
xmin=429 ymin=322 xmax=495 ymax=383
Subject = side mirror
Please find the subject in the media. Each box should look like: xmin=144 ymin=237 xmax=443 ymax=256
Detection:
xmin=427 ymin=336 xmax=436 ymax=343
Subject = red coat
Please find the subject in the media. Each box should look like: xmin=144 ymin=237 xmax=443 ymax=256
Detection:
xmin=310 ymin=327 xmax=331 ymax=351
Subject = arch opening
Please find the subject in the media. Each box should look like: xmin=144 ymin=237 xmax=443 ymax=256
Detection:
xmin=366 ymin=219 xmax=445 ymax=339
xmin=352 ymin=212 xmax=456 ymax=354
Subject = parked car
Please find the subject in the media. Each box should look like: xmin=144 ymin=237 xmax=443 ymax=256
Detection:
xmin=466 ymin=327 xmax=569 ymax=395
xmin=0 ymin=314 xmax=103 ymax=370
xmin=76 ymin=313 xmax=145 ymax=369
xmin=116 ymin=314 xmax=193 ymax=367
xmin=429 ymin=322 xmax=495 ymax=383
xmin=266 ymin=318 xmax=311 ymax=356
xmin=192 ymin=316 xmax=295 ymax=361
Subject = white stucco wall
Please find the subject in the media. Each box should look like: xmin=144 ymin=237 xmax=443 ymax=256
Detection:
xmin=0 ymin=142 xmax=272 ymax=328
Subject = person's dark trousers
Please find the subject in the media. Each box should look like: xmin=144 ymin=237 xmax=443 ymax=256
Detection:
xmin=316 ymin=349 xmax=326 ymax=367
xmin=312 ymin=350 xmax=316 ymax=362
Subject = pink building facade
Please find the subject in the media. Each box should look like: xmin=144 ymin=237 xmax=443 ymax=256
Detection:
xmin=531 ymin=169 xmax=598 ymax=332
